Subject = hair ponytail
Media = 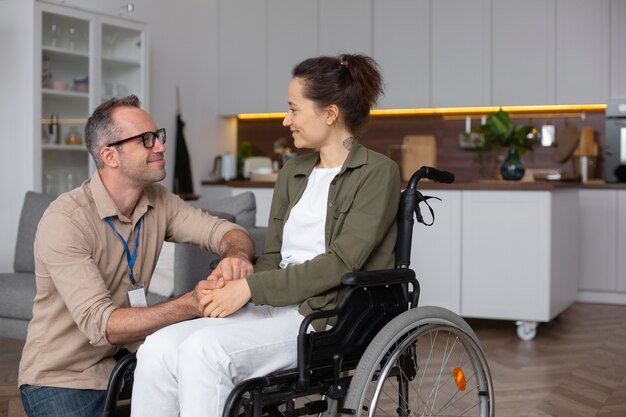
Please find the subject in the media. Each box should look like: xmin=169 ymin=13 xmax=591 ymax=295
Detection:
xmin=292 ymin=53 xmax=383 ymax=136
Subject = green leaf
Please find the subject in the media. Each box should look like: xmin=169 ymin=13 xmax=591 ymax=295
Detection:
xmin=472 ymin=108 xmax=535 ymax=152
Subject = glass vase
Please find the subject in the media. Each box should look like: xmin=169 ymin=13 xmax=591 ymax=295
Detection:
xmin=500 ymin=147 xmax=525 ymax=181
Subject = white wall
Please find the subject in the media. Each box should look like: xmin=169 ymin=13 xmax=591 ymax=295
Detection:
xmin=128 ymin=0 xmax=228 ymax=192
xmin=0 ymin=0 xmax=36 ymax=271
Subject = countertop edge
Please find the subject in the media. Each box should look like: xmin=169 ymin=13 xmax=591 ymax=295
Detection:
xmin=202 ymin=179 xmax=626 ymax=190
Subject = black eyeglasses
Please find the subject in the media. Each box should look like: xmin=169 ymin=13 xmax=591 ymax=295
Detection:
xmin=107 ymin=128 xmax=166 ymax=148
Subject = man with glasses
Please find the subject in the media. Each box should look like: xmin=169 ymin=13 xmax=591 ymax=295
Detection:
xmin=18 ymin=95 xmax=255 ymax=417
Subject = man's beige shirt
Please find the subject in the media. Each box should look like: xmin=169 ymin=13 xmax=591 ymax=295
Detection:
xmin=19 ymin=171 xmax=245 ymax=390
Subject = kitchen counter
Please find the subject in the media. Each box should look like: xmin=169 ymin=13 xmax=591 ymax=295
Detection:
xmin=202 ymin=178 xmax=626 ymax=190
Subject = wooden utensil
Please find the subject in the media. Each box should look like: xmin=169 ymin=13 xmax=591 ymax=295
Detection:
xmin=576 ymin=126 xmax=597 ymax=156
xmin=401 ymin=135 xmax=437 ymax=181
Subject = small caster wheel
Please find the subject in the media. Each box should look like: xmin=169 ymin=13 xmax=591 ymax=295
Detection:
xmin=515 ymin=320 xmax=538 ymax=341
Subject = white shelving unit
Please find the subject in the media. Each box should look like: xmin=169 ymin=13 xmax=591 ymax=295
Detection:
xmin=36 ymin=1 xmax=147 ymax=195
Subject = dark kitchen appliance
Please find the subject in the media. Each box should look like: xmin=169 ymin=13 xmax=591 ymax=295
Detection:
xmin=604 ymin=99 xmax=626 ymax=182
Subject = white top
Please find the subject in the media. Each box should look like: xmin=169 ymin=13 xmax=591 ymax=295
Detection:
xmin=280 ymin=166 xmax=341 ymax=268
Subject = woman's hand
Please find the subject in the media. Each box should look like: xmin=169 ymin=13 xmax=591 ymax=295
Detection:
xmin=201 ymin=279 xmax=252 ymax=318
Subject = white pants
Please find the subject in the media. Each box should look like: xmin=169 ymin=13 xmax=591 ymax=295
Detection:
xmin=130 ymin=304 xmax=304 ymax=417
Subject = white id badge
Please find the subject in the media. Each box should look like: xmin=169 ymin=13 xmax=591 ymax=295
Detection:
xmin=128 ymin=282 xmax=147 ymax=308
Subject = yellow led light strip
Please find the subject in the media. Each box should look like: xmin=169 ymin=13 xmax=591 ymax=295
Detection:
xmin=41 ymin=118 xmax=88 ymax=125
xmin=237 ymin=112 xmax=286 ymax=120
xmin=236 ymin=104 xmax=607 ymax=120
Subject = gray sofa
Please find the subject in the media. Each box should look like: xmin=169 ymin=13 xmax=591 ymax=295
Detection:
xmin=0 ymin=191 xmax=57 ymax=340
xmin=0 ymin=191 xmax=267 ymax=340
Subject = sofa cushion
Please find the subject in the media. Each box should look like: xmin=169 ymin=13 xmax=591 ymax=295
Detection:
xmin=0 ymin=272 xmax=36 ymax=320
xmin=190 ymin=192 xmax=256 ymax=229
xmin=14 ymin=191 xmax=56 ymax=273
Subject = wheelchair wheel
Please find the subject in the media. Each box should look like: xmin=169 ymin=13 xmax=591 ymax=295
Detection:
xmin=342 ymin=306 xmax=494 ymax=417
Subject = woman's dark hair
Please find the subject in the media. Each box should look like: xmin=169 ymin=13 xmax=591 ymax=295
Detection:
xmin=292 ymin=54 xmax=383 ymax=137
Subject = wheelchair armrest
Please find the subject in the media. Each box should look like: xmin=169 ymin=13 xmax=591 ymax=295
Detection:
xmin=341 ymin=268 xmax=417 ymax=287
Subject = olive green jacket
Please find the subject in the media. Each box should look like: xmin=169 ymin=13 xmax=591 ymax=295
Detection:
xmin=246 ymin=141 xmax=401 ymax=330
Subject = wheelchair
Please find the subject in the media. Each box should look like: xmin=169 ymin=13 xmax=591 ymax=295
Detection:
xmin=102 ymin=166 xmax=494 ymax=417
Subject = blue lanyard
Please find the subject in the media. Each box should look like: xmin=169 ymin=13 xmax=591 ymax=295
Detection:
xmin=106 ymin=217 xmax=143 ymax=285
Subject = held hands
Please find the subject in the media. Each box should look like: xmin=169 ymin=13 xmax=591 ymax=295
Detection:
xmin=190 ymin=255 xmax=254 ymax=318
xmin=192 ymin=277 xmax=224 ymax=316
xmin=201 ymin=279 xmax=252 ymax=318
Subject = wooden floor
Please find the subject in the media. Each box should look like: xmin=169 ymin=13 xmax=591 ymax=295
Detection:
xmin=1 ymin=302 xmax=625 ymax=417
xmin=0 ymin=336 xmax=25 ymax=417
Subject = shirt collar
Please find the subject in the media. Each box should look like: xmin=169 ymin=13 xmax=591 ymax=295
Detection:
xmin=292 ymin=140 xmax=368 ymax=177
xmin=89 ymin=170 xmax=154 ymax=223
xmin=342 ymin=140 xmax=368 ymax=171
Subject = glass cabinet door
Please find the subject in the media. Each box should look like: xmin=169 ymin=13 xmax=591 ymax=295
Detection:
xmin=40 ymin=8 xmax=91 ymax=195
xmin=100 ymin=19 xmax=146 ymax=106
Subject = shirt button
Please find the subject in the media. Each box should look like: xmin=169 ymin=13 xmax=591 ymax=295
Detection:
xmin=328 ymin=203 xmax=333 ymax=207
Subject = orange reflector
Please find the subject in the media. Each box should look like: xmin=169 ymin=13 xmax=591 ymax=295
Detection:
xmin=453 ymin=367 xmax=467 ymax=391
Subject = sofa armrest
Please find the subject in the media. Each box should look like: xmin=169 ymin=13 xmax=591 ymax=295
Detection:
xmin=172 ymin=227 xmax=267 ymax=298
xmin=173 ymin=243 xmax=220 ymax=297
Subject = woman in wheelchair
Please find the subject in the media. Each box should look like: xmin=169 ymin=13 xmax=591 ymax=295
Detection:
xmin=130 ymin=54 xmax=401 ymax=417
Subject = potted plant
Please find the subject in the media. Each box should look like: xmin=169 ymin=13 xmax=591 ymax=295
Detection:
xmin=475 ymin=108 xmax=537 ymax=180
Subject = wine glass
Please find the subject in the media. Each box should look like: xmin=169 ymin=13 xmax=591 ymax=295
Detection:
xmin=103 ymin=32 xmax=118 ymax=57
xmin=49 ymin=23 xmax=58 ymax=48
xmin=68 ymin=27 xmax=78 ymax=50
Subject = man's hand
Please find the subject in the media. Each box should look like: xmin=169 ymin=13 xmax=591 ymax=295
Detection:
xmin=217 ymin=229 xmax=255 ymax=278
xmin=201 ymin=279 xmax=252 ymax=318
xmin=192 ymin=277 xmax=225 ymax=314
xmin=211 ymin=255 xmax=254 ymax=281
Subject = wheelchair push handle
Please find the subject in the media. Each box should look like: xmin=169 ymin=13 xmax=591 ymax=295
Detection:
xmin=395 ymin=166 xmax=455 ymax=269
xmin=407 ymin=166 xmax=455 ymax=190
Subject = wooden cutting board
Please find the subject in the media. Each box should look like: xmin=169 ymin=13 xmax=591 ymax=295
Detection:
xmin=552 ymin=122 xmax=579 ymax=163
xmin=401 ymin=135 xmax=437 ymax=181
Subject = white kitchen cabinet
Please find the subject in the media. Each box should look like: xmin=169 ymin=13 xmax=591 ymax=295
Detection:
xmin=431 ymin=0 xmax=491 ymax=107
xmin=36 ymin=1 xmax=147 ymax=195
xmin=578 ymin=189 xmax=626 ymax=302
xmin=578 ymin=190 xmax=618 ymax=292
xmin=492 ymin=0 xmax=556 ymax=105
xmin=618 ymin=191 xmax=626 ymax=292
xmin=461 ymin=190 xmax=579 ymax=330
xmin=373 ymin=0 xmax=430 ymax=109
xmin=318 ymin=0 xmax=371 ymax=56
xmin=610 ymin=0 xmax=626 ymax=99
xmin=215 ymin=0 xmax=617 ymax=113
xmin=266 ymin=0 xmax=319 ymax=112
xmin=217 ymin=0 xmax=267 ymax=115
xmin=410 ymin=190 xmax=462 ymax=313
xmin=556 ymin=0 xmax=610 ymax=104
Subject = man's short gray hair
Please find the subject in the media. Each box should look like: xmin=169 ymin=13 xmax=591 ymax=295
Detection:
xmin=84 ymin=95 xmax=141 ymax=168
